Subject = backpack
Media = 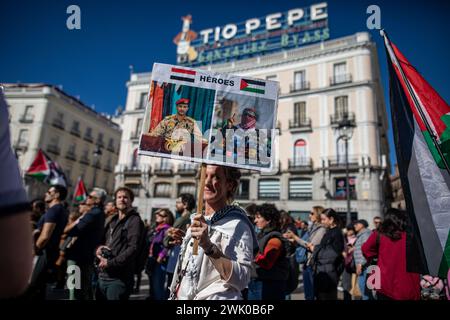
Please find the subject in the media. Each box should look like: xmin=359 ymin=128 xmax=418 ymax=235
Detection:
xmin=294 ymin=231 xmax=310 ymax=264
xmin=281 ymin=237 xmax=300 ymax=295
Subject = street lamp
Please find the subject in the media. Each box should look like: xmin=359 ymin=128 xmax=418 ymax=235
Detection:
xmin=92 ymin=145 xmax=102 ymax=187
xmin=336 ymin=117 xmax=355 ymax=226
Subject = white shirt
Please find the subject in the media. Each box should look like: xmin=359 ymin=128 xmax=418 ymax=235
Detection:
xmin=171 ymin=211 xmax=255 ymax=300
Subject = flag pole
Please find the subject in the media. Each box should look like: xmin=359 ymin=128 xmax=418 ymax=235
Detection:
xmin=381 ymin=29 xmax=450 ymax=175
xmin=192 ymin=163 xmax=207 ymax=255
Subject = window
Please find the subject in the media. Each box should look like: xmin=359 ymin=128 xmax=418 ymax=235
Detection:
xmin=134 ymin=118 xmax=143 ymax=137
xmin=159 ymin=158 xmax=172 ymax=170
xmin=126 ymin=183 xmax=140 ymax=197
xmin=236 ymin=180 xmax=250 ymax=199
xmin=335 ymin=96 xmax=348 ymax=117
xmin=21 ymin=105 xmax=34 ymax=122
xmin=333 ymin=62 xmax=347 ymax=82
xmin=294 ymin=71 xmax=306 ymax=90
xmin=334 ymin=177 xmax=357 ymax=200
xmin=289 ymin=179 xmax=312 ymax=200
xmin=178 ymin=183 xmax=196 ymax=196
xmin=18 ymin=129 xmax=29 ymax=145
xmin=97 ymin=133 xmax=104 ymax=146
xmin=154 ymin=183 xmax=172 ymax=198
xmin=258 ymin=179 xmax=280 ymax=199
xmin=71 ymin=121 xmax=80 ymax=135
xmin=294 ymin=102 xmax=306 ymax=123
xmin=294 ymin=139 xmax=308 ymax=164
xmin=138 ymin=92 xmax=148 ymax=109
xmin=108 ymin=138 xmax=115 ymax=151
xmin=266 ymin=75 xmax=277 ymax=81
xmin=85 ymin=127 xmax=93 ymax=140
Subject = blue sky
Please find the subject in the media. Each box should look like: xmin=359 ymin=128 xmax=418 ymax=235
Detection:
xmin=1 ymin=0 xmax=449 ymax=170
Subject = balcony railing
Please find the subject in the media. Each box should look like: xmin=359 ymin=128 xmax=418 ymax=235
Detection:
xmin=154 ymin=164 xmax=173 ymax=175
xmin=130 ymin=131 xmax=140 ymax=140
xmin=107 ymin=144 xmax=115 ymax=152
xmin=14 ymin=140 xmax=29 ymax=150
xmin=124 ymin=166 xmax=142 ymax=175
xmin=330 ymin=112 xmax=355 ymax=127
xmin=19 ymin=114 xmax=34 ymax=123
xmin=327 ymin=156 xmax=360 ymax=170
xmin=288 ymin=158 xmax=313 ymax=172
xmin=52 ymin=119 xmax=65 ymax=130
xmin=84 ymin=134 xmax=94 ymax=143
xmin=289 ymin=81 xmax=310 ymax=93
xmin=47 ymin=144 xmax=60 ymax=155
xmin=70 ymin=127 xmax=81 ymax=137
xmin=97 ymin=140 xmax=104 ymax=148
xmin=258 ymin=192 xmax=280 ymax=200
xmin=104 ymin=164 xmax=113 ymax=172
xmin=65 ymin=151 xmax=77 ymax=161
xmin=178 ymin=163 xmax=198 ymax=176
xmin=330 ymin=73 xmax=352 ymax=86
xmin=289 ymin=118 xmax=312 ymax=131
xmin=80 ymin=155 xmax=90 ymax=165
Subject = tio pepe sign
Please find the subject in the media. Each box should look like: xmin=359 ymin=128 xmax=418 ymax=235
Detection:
xmin=174 ymin=2 xmax=329 ymax=66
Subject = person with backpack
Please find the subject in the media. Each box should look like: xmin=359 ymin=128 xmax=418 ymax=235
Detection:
xmin=283 ymin=206 xmax=326 ymax=300
xmin=147 ymin=208 xmax=174 ymax=300
xmin=309 ymin=208 xmax=344 ymax=300
xmin=248 ymin=204 xmax=289 ymax=300
xmin=95 ymin=187 xmax=144 ymax=300
xmin=362 ymin=208 xmax=420 ymax=300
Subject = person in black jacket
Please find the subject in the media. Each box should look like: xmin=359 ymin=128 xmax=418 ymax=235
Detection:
xmin=96 ymin=187 xmax=144 ymax=300
xmin=309 ymin=208 xmax=344 ymax=300
xmin=65 ymin=188 xmax=106 ymax=300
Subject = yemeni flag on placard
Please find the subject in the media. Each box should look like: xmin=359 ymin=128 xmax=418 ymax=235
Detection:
xmin=26 ymin=149 xmax=67 ymax=187
xmin=26 ymin=149 xmax=50 ymax=181
xmin=170 ymin=67 xmax=196 ymax=83
xmin=73 ymin=177 xmax=87 ymax=203
xmin=382 ymin=30 xmax=450 ymax=277
xmin=240 ymin=79 xmax=265 ymax=94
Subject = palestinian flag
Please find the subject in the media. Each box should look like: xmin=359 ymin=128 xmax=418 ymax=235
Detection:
xmin=26 ymin=149 xmax=67 ymax=187
xmin=240 ymin=78 xmax=265 ymax=94
xmin=26 ymin=149 xmax=50 ymax=181
xmin=73 ymin=177 xmax=87 ymax=203
xmin=383 ymin=30 xmax=450 ymax=277
xmin=170 ymin=67 xmax=196 ymax=83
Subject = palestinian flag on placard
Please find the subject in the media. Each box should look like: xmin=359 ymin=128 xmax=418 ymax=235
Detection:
xmin=26 ymin=149 xmax=67 ymax=187
xmin=26 ymin=149 xmax=50 ymax=181
xmin=73 ymin=177 xmax=87 ymax=203
xmin=170 ymin=67 xmax=196 ymax=83
xmin=240 ymin=78 xmax=265 ymax=94
xmin=383 ymin=30 xmax=450 ymax=277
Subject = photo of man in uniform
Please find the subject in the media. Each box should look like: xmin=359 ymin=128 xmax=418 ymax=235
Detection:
xmin=142 ymin=98 xmax=204 ymax=154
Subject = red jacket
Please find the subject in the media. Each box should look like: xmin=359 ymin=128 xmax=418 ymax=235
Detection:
xmin=362 ymin=231 xmax=420 ymax=300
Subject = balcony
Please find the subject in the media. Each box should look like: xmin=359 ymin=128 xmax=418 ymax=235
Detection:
xmin=330 ymin=73 xmax=352 ymax=86
xmin=123 ymin=166 xmax=142 ymax=176
xmin=258 ymin=192 xmax=280 ymax=200
xmin=65 ymin=150 xmax=77 ymax=161
xmin=70 ymin=127 xmax=81 ymax=137
xmin=288 ymin=158 xmax=313 ymax=173
xmin=130 ymin=131 xmax=140 ymax=141
xmin=14 ymin=140 xmax=29 ymax=151
xmin=330 ymin=112 xmax=356 ymax=127
xmin=178 ymin=163 xmax=198 ymax=176
xmin=80 ymin=155 xmax=90 ymax=165
xmin=104 ymin=164 xmax=113 ymax=172
xmin=47 ymin=144 xmax=60 ymax=155
xmin=289 ymin=81 xmax=310 ymax=93
xmin=326 ymin=156 xmax=360 ymax=171
xmin=289 ymin=118 xmax=312 ymax=132
xmin=154 ymin=164 xmax=173 ymax=176
xmin=52 ymin=119 xmax=65 ymax=130
xmin=107 ymin=144 xmax=115 ymax=153
xmin=96 ymin=140 xmax=104 ymax=148
xmin=84 ymin=134 xmax=94 ymax=143
xmin=19 ymin=114 xmax=34 ymax=123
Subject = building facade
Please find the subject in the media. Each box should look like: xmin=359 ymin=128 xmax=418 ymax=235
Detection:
xmin=4 ymin=83 xmax=121 ymax=199
xmin=390 ymin=164 xmax=405 ymax=210
xmin=115 ymin=31 xmax=390 ymax=224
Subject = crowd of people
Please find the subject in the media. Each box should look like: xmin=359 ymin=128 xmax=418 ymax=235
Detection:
xmin=16 ymin=166 xmax=449 ymax=301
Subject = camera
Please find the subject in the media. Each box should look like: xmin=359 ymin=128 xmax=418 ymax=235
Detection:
xmin=94 ymin=247 xmax=114 ymax=269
